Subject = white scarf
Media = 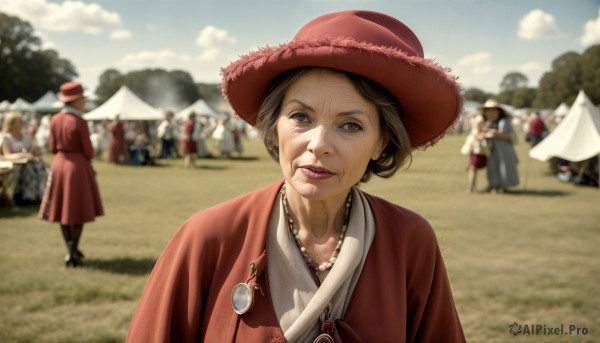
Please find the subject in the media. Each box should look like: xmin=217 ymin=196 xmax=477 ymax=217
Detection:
xmin=267 ymin=186 xmax=375 ymax=343
xmin=61 ymin=106 xmax=83 ymax=116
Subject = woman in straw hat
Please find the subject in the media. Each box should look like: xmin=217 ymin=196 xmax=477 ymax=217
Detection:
xmin=127 ymin=10 xmax=465 ymax=342
xmin=39 ymin=81 xmax=104 ymax=267
xmin=480 ymin=99 xmax=519 ymax=193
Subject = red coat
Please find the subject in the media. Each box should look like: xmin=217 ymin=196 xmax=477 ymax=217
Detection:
xmin=126 ymin=181 xmax=464 ymax=342
xmin=108 ymin=121 xmax=126 ymax=163
xmin=39 ymin=111 xmax=103 ymax=225
xmin=181 ymin=120 xmax=197 ymax=154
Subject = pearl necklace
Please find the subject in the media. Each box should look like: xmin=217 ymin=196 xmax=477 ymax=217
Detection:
xmin=281 ymin=184 xmax=352 ymax=273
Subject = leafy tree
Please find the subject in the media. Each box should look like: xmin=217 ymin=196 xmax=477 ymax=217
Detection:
xmin=94 ymin=68 xmax=199 ymax=109
xmin=511 ymin=87 xmax=536 ymax=108
xmin=500 ymin=72 xmax=528 ymax=93
xmin=197 ymin=83 xmax=222 ymax=103
xmin=462 ymin=87 xmax=491 ymax=103
xmin=0 ymin=12 xmax=77 ymax=102
xmin=534 ymin=51 xmax=581 ymax=108
xmin=533 ymin=71 xmax=558 ymax=108
xmin=580 ymin=44 xmax=600 ymax=104
xmin=95 ymin=69 xmax=124 ymax=104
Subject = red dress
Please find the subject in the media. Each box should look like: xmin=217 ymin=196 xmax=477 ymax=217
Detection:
xmin=108 ymin=121 xmax=126 ymax=163
xmin=39 ymin=111 xmax=103 ymax=225
xmin=181 ymin=120 xmax=197 ymax=154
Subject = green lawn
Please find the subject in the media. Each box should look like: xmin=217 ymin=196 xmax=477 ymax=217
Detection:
xmin=0 ymin=134 xmax=598 ymax=342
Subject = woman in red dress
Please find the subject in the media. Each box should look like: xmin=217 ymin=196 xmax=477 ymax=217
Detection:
xmin=181 ymin=111 xmax=197 ymax=169
xmin=39 ymin=82 xmax=104 ymax=267
xmin=108 ymin=115 xmax=127 ymax=164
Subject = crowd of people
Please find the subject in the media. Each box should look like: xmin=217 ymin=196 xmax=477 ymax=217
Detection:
xmin=0 ymin=98 xmax=251 ymax=207
xmin=85 ymin=110 xmax=248 ymax=167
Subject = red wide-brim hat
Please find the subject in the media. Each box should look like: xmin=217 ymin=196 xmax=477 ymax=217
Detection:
xmin=221 ymin=10 xmax=463 ymax=149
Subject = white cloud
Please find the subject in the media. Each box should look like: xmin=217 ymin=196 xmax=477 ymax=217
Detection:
xmin=110 ymin=29 xmax=132 ymax=40
xmin=580 ymin=9 xmax=600 ymax=46
xmin=145 ymin=23 xmax=158 ymax=31
xmin=519 ymin=62 xmax=545 ymax=74
xmin=456 ymin=52 xmax=493 ymax=74
xmin=196 ymin=25 xmax=237 ymax=48
xmin=35 ymin=31 xmax=56 ymax=50
xmin=450 ymin=52 xmax=498 ymax=91
xmin=518 ymin=62 xmax=547 ymax=85
xmin=518 ymin=9 xmax=562 ymax=40
xmin=2 ymin=0 xmax=122 ymax=35
xmin=197 ymin=47 xmax=222 ymax=62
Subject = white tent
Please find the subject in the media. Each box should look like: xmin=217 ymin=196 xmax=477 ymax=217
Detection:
xmin=529 ymin=90 xmax=600 ymax=162
xmin=0 ymin=100 xmax=10 ymax=111
xmin=175 ymin=99 xmax=220 ymax=120
xmin=83 ymin=86 xmax=163 ymax=121
xmin=32 ymin=91 xmax=62 ymax=113
xmin=553 ymin=102 xmax=570 ymax=117
xmin=9 ymin=98 xmax=33 ymax=112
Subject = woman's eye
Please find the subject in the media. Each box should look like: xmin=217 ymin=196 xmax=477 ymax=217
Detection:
xmin=290 ymin=112 xmax=310 ymax=123
xmin=341 ymin=122 xmax=363 ymax=132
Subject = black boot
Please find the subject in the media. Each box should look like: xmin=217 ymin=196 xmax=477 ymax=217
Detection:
xmin=65 ymin=241 xmax=82 ymax=268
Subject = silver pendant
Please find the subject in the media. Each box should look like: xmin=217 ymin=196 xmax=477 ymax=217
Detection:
xmin=231 ymin=283 xmax=254 ymax=315
xmin=313 ymin=333 xmax=335 ymax=343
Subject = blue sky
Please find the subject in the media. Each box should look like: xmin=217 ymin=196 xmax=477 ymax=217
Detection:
xmin=3 ymin=0 xmax=600 ymax=94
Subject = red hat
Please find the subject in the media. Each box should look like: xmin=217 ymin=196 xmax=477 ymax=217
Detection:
xmin=221 ymin=10 xmax=462 ymax=148
xmin=59 ymin=81 xmax=84 ymax=103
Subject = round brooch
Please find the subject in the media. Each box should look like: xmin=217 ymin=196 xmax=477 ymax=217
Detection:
xmin=231 ymin=283 xmax=254 ymax=315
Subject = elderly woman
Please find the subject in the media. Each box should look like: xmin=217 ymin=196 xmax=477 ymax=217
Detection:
xmin=127 ymin=10 xmax=465 ymax=342
xmin=39 ymin=82 xmax=104 ymax=267
xmin=1 ymin=111 xmax=48 ymax=204
xmin=480 ymin=99 xmax=520 ymax=193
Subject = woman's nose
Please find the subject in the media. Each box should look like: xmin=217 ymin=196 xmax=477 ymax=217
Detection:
xmin=306 ymin=125 xmax=333 ymax=156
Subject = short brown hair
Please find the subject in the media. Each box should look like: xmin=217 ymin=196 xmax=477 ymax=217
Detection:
xmin=256 ymin=67 xmax=412 ymax=183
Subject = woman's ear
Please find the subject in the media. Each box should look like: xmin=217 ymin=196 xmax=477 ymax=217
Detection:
xmin=371 ymin=136 xmax=388 ymax=160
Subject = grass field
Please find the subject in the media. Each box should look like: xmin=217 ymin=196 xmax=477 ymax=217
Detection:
xmin=0 ymin=133 xmax=598 ymax=342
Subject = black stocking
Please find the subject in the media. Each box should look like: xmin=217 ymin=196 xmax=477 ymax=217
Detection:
xmin=70 ymin=224 xmax=84 ymax=257
xmin=60 ymin=224 xmax=72 ymax=252
xmin=60 ymin=224 xmax=84 ymax=257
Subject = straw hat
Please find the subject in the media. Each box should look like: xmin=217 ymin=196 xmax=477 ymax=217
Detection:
xmin=59 ymin=81 xmax=84 ymax=103
xmin=221 ymin=10 xmax=462 ymax=148
xmin=479 ymin=99 xmax=510 ymax=118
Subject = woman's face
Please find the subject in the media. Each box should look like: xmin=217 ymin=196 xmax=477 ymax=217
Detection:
xmin=11 ymin=118 xmax=23 ymax=133
xmin=484 ymin=108 xmax=500 ymax=121
xmin=276 ymin=69 xmax=385 ymax=201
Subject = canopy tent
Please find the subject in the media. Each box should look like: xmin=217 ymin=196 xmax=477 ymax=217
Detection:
xmin=0 ymin=100 xmax=10 ymax=111
xmin=83 ymin=86 xmax=163 ymax=121
xmin=32 ymin=91 xmax=62 ymax=113
xmin=553 ymin=102 xmax=570 ymax=117
xmin=175 ymin=99 xmax=220 ymax=120
xmin=529 ymin=90 xmax=600 ymax=162
xmin=8 ymin=98 xmax=33 ymax=112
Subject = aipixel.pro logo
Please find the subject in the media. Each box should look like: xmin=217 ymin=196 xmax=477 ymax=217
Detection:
xmin=508 ymin=322 xmax=589 ymax=336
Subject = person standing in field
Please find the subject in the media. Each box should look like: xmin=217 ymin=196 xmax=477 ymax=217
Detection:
xmin=39 ymin=82 xmax=104 ymax=267
xmin=527 ymin=111 xmax=547 ymax=148
xmin=181 ymin=111 xmax=197 ymax=168
xmin=460 ymin=111 xmax=488 ymax=193
xmin=481 ymin=99 xmax=519 ymax=193
xmin=157 ymin=110 xmax=177 ymax=158
xmin=108 ymin=115 xmax=127 ymax=164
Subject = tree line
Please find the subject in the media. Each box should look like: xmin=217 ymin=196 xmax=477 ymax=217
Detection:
xmin=462 ymin=44 xmax=600 ymax=108
xmin=1 ymin=10 xmax=598 ymax=110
